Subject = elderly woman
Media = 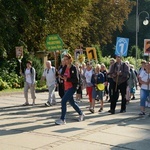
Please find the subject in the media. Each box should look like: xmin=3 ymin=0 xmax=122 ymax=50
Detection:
xmin=100 ymin=63 xmax=109 ymax=101
xmin=90 ymin=64 xmax=105 ymax=113
xmin=125 ymin=63 xmax=138 ymax=103
xmin=138 ymin=62 xmax=150 ymax=115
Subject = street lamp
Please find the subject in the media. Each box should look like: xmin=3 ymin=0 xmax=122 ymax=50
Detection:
xmin=136 ymin=0 xmax=149 ymax=69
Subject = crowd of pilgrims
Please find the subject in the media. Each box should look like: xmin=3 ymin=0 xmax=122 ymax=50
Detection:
xmin=56 ymin=56 xmax=138 ymax=114
xmin=22 ymin=54 xmax=150 ymax=125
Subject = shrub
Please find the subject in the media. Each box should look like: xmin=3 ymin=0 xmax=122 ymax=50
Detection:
xmin=0 ymin=78 xmax=9 ymax=90
xmin=32 ymin=57 xmax=44 ymax=81
xmin=0 ymin=59 xmax=24 ymax=91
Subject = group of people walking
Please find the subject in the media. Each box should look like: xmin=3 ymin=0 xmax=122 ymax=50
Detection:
xmin=20 ymin=54 xmax=150 ymax=125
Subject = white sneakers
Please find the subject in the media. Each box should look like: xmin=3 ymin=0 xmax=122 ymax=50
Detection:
xmin=55 ymin=113 xmax=85 ymax=125
xmin=55 ymin=119 xmax=66 ymax=125
xmin=78 ymin=113 xmax=85 ymax=122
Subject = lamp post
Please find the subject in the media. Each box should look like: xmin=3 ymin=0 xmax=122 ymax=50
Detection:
xmin=136 ymin=0 xmax=149 ymax=69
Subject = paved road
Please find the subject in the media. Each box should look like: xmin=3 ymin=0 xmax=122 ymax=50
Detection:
xmin=0 ymin=89 xmax=150 ymax=150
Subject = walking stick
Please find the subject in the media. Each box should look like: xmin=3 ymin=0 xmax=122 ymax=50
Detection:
xmin=115 ymin=64 xmax=121 ymax=92
xmin=115 ymin=75 xmax=119 ymax=92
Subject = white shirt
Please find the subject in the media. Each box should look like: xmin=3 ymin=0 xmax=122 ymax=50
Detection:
xmin=25 ymin=69 xmax=32 ymax=84
xmin=42 ymin=67 xmax=56 ymax=86
xmin=85 ymin=69 xmax=93 ymax=83
xmin=139 ymin=70 xmax=150 ymax=90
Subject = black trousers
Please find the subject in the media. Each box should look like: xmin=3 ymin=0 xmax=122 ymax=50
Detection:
xmin=58 ymin=83 xmax=64 ymax=98
xmin=110 ymin=80 xmax=127 ymax=111
xmin=108 ymin=78 xmax=119 ymax=101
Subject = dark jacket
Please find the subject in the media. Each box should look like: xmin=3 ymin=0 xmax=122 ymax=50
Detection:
xmin=101 ymin=70 xmax=108 ymax=82
xmin=91 ymin=72 xmax=105 ymax=86
xmin=57 ymin=65 xmax=64 ymax=84
xmin=109 ymin=62 xmax=130 ymax=85
xmin=61 ymin=64 xmax=79 ymax=89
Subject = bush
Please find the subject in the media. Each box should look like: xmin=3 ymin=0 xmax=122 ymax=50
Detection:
xmin=0 ymin=78 xmax=9 ymax=90
xmin=100 ymin=56 xmax=141 ymax=70
xmin=32 ymin=57 xmax=44 ymax=81
xmin=0 ymin=59 xmax=24 ymax=91
xmin=101 ymin=56 xmax=111 ymax=69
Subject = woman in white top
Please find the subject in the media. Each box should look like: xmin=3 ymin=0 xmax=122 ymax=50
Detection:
xmin=139 ymin=62 xmax=150 ymax=115
xmin=21 ymin=60 xmax=36 ymax=106
xmin=84 ymin=62 xmax=94 ymax=109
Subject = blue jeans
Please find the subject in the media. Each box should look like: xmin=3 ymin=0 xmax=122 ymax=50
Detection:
xmin=140 ymin=89 xmax=150 ymax=107
xmin=60 ymin=87 xmax=82 ymax=120
xmin=48 ymin=84 xmax=56 ymax=104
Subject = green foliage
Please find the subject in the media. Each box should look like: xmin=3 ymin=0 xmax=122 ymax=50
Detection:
xmin=0 ymin=56 xmax=44 ymax=91
xmin=125 ymin=56 xmax=145 ymax=69
xmin=1 ymin=0 xmax=147 ymax=91
xmin=1 ymin=72 xmax=24 ymax=89
xmin=32 ymin=57 xmax=44 ymax=81
xmin=92 ymin=45 xmax=102 ymax=63
xmin=0 ymin=78 xmax=9 ymax=90
xmin=81 ymin=0 xmax=134 ymax=47
xmin=36 ymin=80 xmax=46 ymax=90
xmin=100 ymin=56 xmax=112 ymax=69
xmin=124 ymin=56 xmax=136 ymax=65
xmin=108 ymin=0 xmax=150 ymax=57
xmin=0 ymin=59 xmax=24 ymax=90
xmin=0 ymin=0 xmax=135 ymax=58
xmin=99 ymin=56 xmax=142 ymax=70
xmin=128 ymin=45 xmax=142 ymax=58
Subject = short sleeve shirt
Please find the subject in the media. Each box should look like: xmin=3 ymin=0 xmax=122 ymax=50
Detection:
xmin=25 ymin=69 xmax=32 ymax=84
xmin=42 ymin=67 xmax=56 ymax=86
xmin=139 ymin=70 xmax=150 ymax=90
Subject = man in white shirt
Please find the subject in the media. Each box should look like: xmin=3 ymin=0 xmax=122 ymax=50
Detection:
xmin=41 ymin=61 xmax=56 ymax=106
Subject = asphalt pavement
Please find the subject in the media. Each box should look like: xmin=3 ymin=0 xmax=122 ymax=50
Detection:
xmin=0 ymin=89 xmax=150 ymax=150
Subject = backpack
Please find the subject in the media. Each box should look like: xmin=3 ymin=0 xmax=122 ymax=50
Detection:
xmin=45 ymin=67 xmax=55 ymax=74
xmin=30 ymin=67 xmax=37 ymax=80
xmin=134 ymin=70 xmax=138 ymax=77
xmin=129 ymin=68 xmax=134 ymax=80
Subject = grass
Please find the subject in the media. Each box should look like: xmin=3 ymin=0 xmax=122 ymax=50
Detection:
xmin=0 ymin=86 xmax=48 ymax=96
xmin=0 ymin=88 xmax=23 ymax=96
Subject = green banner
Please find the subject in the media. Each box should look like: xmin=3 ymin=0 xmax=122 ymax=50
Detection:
xmin=46 ymin=34 xmax=63 ymax=51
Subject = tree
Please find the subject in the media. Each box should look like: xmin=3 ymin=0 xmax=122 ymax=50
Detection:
xmin=0 ymin=0 xmax=135 ymax=59
xmin=81 ymin=0 xmax=135 ymax=48
xmin=22 ymin=0 xmax=91 ymax=52
xmin=107 ymin=0 xmax=150 ymax=58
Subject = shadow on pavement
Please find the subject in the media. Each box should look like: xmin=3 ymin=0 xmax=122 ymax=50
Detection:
xmin=111 ymin=139 xmax=150 ymax=150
